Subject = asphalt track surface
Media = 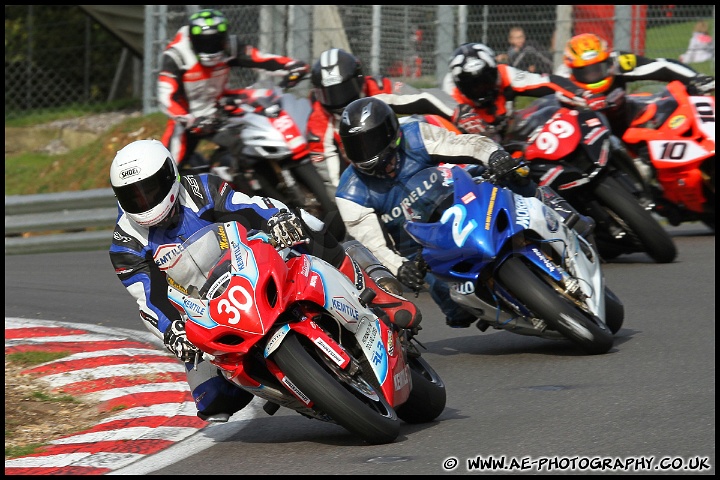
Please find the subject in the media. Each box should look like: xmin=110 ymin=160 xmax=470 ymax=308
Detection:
xmin=4 ymin=222 xmax=715 ymax=475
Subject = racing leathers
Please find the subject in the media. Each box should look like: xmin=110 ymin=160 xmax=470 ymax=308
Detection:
xmin=335 ymin=121 xmax=519 ymax=327
xmin=158 ymin=25 xmax=309 ymax=171
xmin=555 ymin=51 xmax=715 ymax=137
xmin=307 ymin=75 xmax=455 ymax=197
xmin=110 ymin=173 xmax=418 ymax=419
xmin=449 ymin=64 xmax=587 ymax=141
xmin=109 ymin=174 xmax=341 ymax=420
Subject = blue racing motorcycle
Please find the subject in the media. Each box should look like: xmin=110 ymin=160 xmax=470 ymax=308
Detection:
xmin=402 ymin=165 xmax=624 ymax=355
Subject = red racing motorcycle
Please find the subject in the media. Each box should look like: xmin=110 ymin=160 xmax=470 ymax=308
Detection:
xmin=161 ymin=221 xmax=446 ymax=445
xmin=502 ymin=96 xmax=677 ymax=263
xmin=599 ymin=81 xmax=715 ymax=232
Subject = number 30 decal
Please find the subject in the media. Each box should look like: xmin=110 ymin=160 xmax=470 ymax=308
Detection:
xmin=216 ymin=285 xmax=252 ymax=325
xmin=441 ymin=205 xmax=477 ymax=247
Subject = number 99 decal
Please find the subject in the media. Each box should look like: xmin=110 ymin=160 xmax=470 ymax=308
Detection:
xmin=534 ymin=119 xmax=575 ymax=155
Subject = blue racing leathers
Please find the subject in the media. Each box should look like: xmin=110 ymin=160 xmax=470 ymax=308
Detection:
xmin=335 ymin=121 xmax=502 ymax=323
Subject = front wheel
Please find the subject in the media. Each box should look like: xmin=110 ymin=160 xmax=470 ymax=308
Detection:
xmin=395 ymin=355 xmax=446 ymax=424
xmin=593 ymin=176 xmax=677 ymax=263
xmin=273 ymin=332 xmax=400 ymax=445
xmin=497 ymin=257 xmax=614 ymax=355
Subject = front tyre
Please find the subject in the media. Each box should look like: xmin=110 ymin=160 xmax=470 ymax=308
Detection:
xmin=594 ymin=176 xmax=677 ymax=263
xmin=395 ymin=355 xmax=446 ymax=424
xmin=497 ymin=257 xmax=614 ymax=355
xmin=273 ymin=332 xmax=400 ymax=445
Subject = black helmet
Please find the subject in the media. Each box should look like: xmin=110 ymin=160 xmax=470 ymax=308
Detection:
xmin=449 ymin=43 xmax=499 ymax=107
xmin=311 ymin=48 xmax=365 ymax=112
xmin=188 ymin=9 xmax=229 ymax=67
xmin=339 ymin=97 xmax=401 ymax=178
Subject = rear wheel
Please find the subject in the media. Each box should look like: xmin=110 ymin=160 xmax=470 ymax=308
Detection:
xmin=273 ymin=332 xmax=400 ymax=444
xmin=395 ymin=355 xmax=446 ymax=424
xmin=497 ymin=257 xmax=614 ymax=355
xmin=604 ymin=287 xmax=624 ymax=335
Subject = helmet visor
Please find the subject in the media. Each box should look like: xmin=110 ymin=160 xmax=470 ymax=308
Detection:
xmin=349 ymin=133 xmax=401 ymax=178
xmin=191 ymin=32 xmax=226 ymax=55
xmin=572 ymin=60 xmax=610 ymax=85
xmin=343 ymin=119 xmax=396 ymax=163
xmin=315 ymin=77 xmax=364 ymax=111
xmin=114 ymin=156 xmax=177 ymax=214
xmin=456 ymin=68 xmax=498 ymax=105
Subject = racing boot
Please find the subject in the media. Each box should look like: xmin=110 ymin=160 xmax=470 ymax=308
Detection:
xmin=339 ymin=241 xmax=422 ymax=330
xmin=186 ymin=357 xmax=254 ymax=423
xmin=535 ymin=186 xmax=595 ymax=239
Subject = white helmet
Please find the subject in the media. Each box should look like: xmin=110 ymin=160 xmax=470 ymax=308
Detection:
xmin=110 ymin=139 xmax=180 ymax=227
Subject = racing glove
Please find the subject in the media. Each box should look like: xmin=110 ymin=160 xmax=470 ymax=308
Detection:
xmin=163 ymin=320 xmax=200 ymax=363
xmin=688 ymin=75 xmax=715 ymax=95
xmin=487 ymin=149 xmax=522 ymax=179
xmin=188 ymin=112 xmax=222 ymax=136
xmin=397 ymin=260 xmax=426 ymax=291
xmin=267 ymin=209 xmax=307 ymax=249
xmin=280 ymin=60 xmax=310 ymax=89
xmin=452 ymin=104 xmax=491 ymax=135
xmin=555 ymin=90 xmax=590 ymax=109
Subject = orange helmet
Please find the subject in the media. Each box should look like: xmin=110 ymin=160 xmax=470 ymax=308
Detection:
xmin=564 ymin=33 xmax=613 ymax=94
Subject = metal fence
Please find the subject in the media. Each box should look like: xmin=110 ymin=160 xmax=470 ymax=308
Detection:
xmin=5 ymin=189 xmax=117 ymax=255
xmin=5 ymin=5 xmax=715 ymax=120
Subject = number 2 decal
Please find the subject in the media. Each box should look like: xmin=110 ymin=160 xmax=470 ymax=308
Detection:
xmin=216 ymin=285 xmax=253 ymax=324
xmin=441 ymin=205 xmax=477 ymax=247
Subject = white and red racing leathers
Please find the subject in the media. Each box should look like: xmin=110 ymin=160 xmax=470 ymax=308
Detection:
xmin=306 ymin=76 xmax=455 ymax=195
xmin=449 ymin=64 xmax=585 ymax=139
xmin=158 ymin=26 xmax=307 ymax=168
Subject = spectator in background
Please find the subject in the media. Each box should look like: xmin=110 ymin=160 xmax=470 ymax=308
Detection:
xmin=496 ymin=26 xmax=554 ymax=74
xmin=679 ymin=21 xmax=713 ymax=64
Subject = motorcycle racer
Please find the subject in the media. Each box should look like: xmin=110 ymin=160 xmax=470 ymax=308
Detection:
xmin=158 ymin=8 xmax=310 ymax=173
xmin=557 ymin=32 xmax=715 ymax=136
xmin=445 ymin=42 xmax=591 ymax=141
xmin=334 ymin=97 xmax=594 ymax=328
xmin=307 ymin=48 xmax=455 ymax=197
xmin=559 ymin=33 xmax=715 ymax=96
xmin=109 ymin=139 xmax=420 ymax=422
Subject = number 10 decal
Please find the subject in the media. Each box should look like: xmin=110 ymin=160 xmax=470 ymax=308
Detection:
xmin=659 ymin=142 xmax=687 ymax=160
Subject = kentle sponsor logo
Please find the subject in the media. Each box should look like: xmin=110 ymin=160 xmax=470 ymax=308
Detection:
xmin=183 ymin=297 xmax=206 ymax=317
xmin=154 ymin=243 xmax=184 ymax=270
xmin=394 ymin=364 xmax=409 ymax=390
xmin=331 ymin=297 xmax=359 ymax=321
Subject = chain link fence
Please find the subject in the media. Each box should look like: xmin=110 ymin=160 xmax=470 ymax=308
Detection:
xmin=6 ymin=5 xmax=715 ymax=121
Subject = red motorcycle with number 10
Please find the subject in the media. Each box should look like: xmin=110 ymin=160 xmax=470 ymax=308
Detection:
xmin=600 ymin=81 xmax=715 ymax=232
